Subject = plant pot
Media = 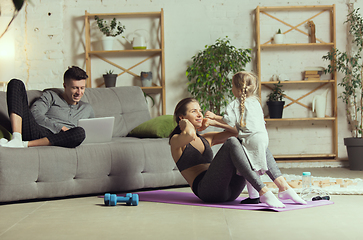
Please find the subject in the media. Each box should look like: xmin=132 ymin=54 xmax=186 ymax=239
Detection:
xmin=141 ymin=79 xmax=152 ymax=87
xmin=274 ymin=34 xmax=284 ymax=44
xmin=102 ymin=36 xmax=114 ymax=51
xmin=267 ymin=101 xmax=285 ymax=118
xmin=103 ymin=74 xmax=117 ymax=88
xmin=140 ymin=71 xmax=153 ymax=87
xmin=344 ymin=137 xmax=363 ymax=170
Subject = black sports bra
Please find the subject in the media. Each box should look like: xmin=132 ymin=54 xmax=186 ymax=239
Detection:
xmin=176 ymin=134 xmax=213 ymax=172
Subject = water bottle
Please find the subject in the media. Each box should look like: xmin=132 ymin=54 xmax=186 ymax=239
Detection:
xmin=302 ymin=172 xmax=312 ymax=190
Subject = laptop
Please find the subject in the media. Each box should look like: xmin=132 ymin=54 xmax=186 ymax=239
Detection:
xmin=78 ymin=116 xmax=115 ymax=144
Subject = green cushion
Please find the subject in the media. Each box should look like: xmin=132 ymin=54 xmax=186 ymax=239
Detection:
xmin=128 ymin=115 xmax=177 ymax=138
xmin=0 ymin=125 xmax=12 ymax=140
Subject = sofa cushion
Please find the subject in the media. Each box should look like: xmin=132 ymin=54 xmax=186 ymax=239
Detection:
xmin=128 ymin=115 xmax=176 ymax=138
xmin=82 ymin=87 xmax=151 ymax=137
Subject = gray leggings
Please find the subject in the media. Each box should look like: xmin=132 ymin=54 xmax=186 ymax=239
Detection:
xmin=193 ymin=137 xmax=282 ymax=203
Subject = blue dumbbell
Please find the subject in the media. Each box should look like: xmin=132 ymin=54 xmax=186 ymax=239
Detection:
xmin=104 ymin=193 xmax=128 ymax=206
xmin=104 ymin=193 xmax=139 ymax=206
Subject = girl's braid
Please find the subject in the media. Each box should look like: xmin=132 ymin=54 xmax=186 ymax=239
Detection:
xmin=233 ymin=71 xmax=259 ymax=128
xmin=239 ymin=79 xmax=248 ymax=127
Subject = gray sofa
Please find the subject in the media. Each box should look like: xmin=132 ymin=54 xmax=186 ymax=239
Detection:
xmin=0 ymin=86 xmax=187 ymax=203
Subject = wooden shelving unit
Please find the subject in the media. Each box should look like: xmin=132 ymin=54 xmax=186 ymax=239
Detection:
xmin=255 ymin=5 xmax=337 ymax=161
xmin=84 ymin=9 xmax=166 ymax=115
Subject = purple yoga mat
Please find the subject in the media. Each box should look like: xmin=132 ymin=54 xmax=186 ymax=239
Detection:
xmin=136 ymin=190 xmax=334 ymax=212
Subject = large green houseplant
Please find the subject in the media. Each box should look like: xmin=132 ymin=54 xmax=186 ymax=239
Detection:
xmin=322 ymin=8 xmax=363 ymax=170
xmin=186 ymin=37 xmax=251 ymax=115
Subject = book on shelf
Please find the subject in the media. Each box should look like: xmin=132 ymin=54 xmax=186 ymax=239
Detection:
xmin=304 ymin=74 xmax=320 ymax=78
xmin=303 ymin=69 xmax=323 ymax=80
xmin=304 ymin=70 xmax=323 ymax=75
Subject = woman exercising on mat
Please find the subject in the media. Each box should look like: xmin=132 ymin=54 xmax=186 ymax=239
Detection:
xmin=169 ymin=98 xmax=306 ymax=208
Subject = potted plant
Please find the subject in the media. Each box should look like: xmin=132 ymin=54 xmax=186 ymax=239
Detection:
xmin=103 ymin=70 xmax=118 ymax=88
xmin=95 ymin=16 xmax=126 ymax=51
xmin=322 ymin=8 xmax=363 ymax=170
xmin=266 ymin=81 xmax=285 ymax=118
xmin=186 ymin=37 xmax=252 ymax=115
xmin=274 ymin=29 xmax=284 ymax=44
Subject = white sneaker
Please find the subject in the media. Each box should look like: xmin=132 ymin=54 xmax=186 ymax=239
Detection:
xmin=0 ymin=138 xmax=9 ymax=146
xmin=1 ymin=138 xmax=26 ymax=148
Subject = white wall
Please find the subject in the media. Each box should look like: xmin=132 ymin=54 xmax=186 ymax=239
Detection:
xmin=1 ymin=0 xmax=361 ymax=160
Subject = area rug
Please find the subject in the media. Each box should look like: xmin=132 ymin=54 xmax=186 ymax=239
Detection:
xmin=259 ymin=174 xmax=363 ymax=195
xmin=136 ymin=190 xmax=333 ymax=212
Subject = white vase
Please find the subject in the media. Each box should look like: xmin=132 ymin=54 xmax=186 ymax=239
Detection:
xmin=140 ymin=71 xmax=153 ymax=87
xmin=274 ymin=34 xmax=284 ymax=44
xmin=141 ymin=79 xmax=152 ymax=87
xmin=102 ymin=37 xmax=114 ymax=51
xmin=312 ymin=89 xmax=329 ymax=118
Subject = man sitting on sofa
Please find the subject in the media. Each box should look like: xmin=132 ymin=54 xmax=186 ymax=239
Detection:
xmin=0 ymin=66 xmax=94 ymax=148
